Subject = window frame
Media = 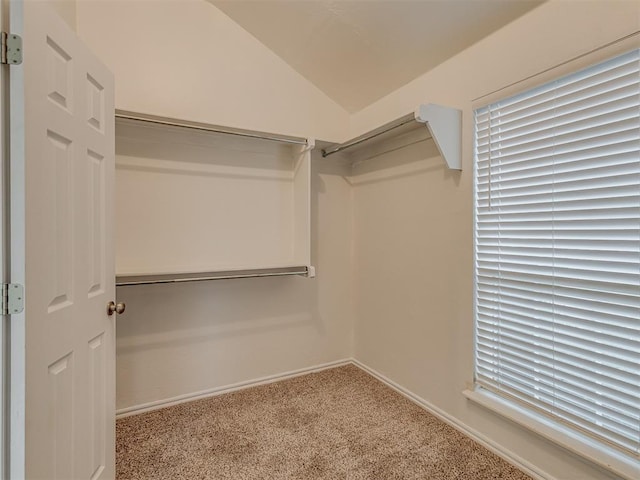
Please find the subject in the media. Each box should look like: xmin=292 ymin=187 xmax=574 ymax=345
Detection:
xmin=468 ymin=43 xmax=640 ymax=480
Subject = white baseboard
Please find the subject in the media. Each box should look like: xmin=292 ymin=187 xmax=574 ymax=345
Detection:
xmin=350 ymin=359 xmax=552 ymax=480
xmin=116 ymin=357 xmax=551 ymax=480
xmin=116 ymin=358 xmax=352 ymax=419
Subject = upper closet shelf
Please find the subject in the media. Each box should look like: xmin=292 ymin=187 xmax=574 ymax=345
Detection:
xmin=115 ymin=109 xmax=311 ymax=146
xmin=322 ymin=103 xmax=462 ymax=170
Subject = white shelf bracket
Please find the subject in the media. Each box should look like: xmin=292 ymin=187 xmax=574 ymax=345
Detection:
xmin=306 ymin=266 xmax=316 ymax=278
xmin=415 ymin=104 xmax=462 ymax=171
xmin=303 ymin=138 xmax=316 ymax=153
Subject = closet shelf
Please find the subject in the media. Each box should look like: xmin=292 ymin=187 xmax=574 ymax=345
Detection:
xmin=115 ymin=109 xmax=310 ymax=146
xmin=115 ymin=111 xmax=315 ymax=284
xmin=322 ymin=103 xmax=462 ymax=170
xmin=116 ymin=266 xmax=314 ymax=287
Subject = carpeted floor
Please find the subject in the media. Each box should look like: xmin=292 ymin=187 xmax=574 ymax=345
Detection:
xmin=116 ymin=364 xmax=533 ymax=479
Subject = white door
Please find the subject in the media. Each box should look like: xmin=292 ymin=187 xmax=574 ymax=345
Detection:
xmin=8 ymin=2 xmax=116 ymax=479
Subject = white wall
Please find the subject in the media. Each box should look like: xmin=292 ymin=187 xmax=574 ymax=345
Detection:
xmin=77 ymin=0 xmax=349 ymax=142
xmin=351 ymin=1 xmax=639 ymax=479
xmin=44 ymin=0 xmax=76 ymax=31
xmin=76 ymin=0 xmax=354 ymax=411
xmin=115 ymin=154 xmax=354 ymax=410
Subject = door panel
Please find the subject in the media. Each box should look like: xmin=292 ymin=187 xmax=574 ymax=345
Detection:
xmin=47 ymin=353 xmax=75 ymax=480
xmin=45 ymin=128 xmax=74 ymax=312
xmin=10 ymin=2 xmax=115 ymax=478
xmin=88 ymin=332 xmax=107 ymax=479
xmin=87 ymin=149 xmax=106 ymax=298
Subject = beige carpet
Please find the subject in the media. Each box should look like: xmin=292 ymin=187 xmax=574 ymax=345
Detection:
xmin=117 ymin=365 xmax=533 ymax=479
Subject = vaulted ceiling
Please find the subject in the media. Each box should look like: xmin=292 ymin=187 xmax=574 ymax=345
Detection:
xmin=211 ymin=0 xmax=545 ymax=112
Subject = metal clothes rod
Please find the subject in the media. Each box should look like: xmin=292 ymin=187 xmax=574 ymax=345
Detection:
xmin=115 ymin=109 xmax=309 ymax=146
xmin=116 ymin=266 xmax=310 ymax=287
xmin=321 ymin=113 xmax=417 ymax=157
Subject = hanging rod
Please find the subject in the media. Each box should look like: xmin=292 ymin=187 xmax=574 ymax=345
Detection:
xmin=116 ymin=265 xmax=311 ymax=287
xmin=321 ymin=104 xmax=462 ymax=170
xmin=321 ymin=113 xmax=417 ymax=157
xmin=115 ymin=110 xmax=309 ymax=146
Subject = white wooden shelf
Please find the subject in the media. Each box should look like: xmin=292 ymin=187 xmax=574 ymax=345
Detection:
xmin=115 ymin=111 xmax=315 ymax=284
xmin=322 ymin=103 xmax=462 ymax=170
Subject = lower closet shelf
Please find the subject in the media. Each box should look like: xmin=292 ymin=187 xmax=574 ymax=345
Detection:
xmin=116 ymin=265 xmax=314 ymax=286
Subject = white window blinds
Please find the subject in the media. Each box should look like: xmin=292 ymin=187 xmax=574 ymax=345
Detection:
xmin=474 ymin=48 xmax=640 ymax=457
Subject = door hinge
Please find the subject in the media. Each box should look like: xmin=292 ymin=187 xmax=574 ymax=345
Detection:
xmin=1 ymin=32 xmax=22 ymax=65
xmin=1 ymin=283 xmax=24 ymax=315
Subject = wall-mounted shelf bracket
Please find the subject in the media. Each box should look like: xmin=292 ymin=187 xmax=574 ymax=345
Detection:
xmin=414 ymin=104 xmax=462 ymax=171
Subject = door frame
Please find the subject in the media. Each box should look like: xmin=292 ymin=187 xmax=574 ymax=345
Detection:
xmin=6 ymin=0 xmax=27 ymax=476
xmin=0 ymin=0 xmax=8 ymax=476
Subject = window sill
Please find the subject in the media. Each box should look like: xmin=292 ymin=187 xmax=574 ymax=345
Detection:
xmin=463 ymin=387 xmax=639 ymax=480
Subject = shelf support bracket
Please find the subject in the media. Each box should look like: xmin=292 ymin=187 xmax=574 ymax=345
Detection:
xmin=415 ymin=104 xmax=462 ymax=171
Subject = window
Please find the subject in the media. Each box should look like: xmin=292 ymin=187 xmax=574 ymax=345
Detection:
xmin=473 ymin=49 xmax=640 ymax=459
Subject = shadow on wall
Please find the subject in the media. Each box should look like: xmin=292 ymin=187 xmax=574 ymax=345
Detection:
xmin=115 ymin=275 xmax=322 ymax=354
xmin=316 ymin=127 xmax=461 ymax=186
xmin=349 ymin=140 xmax=461 ymax=187
xmin=117 ymin=119 xmax=297 ymax=171
xmin=115 ymin=150 xmax=354 ymax=356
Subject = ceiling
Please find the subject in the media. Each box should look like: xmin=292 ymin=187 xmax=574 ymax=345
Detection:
xmin=211 ymin=0 xmax=544 ymax=112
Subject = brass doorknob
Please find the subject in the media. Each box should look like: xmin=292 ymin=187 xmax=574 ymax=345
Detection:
xmin=107 ymin=301 xmax=126 ymax=316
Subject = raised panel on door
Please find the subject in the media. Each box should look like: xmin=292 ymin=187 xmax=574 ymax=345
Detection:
xmin=87 ymin=149 xmax=106 ymax=298
xmin=47 ymin=353 xmax=75 ymax=480
xmin=46 ymin=36 xmax=73 ymax=113
xmin=88 ymin=333 xmax=106 ymax=479
xmin=45 ymin=129 xmax=75 ymax=313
